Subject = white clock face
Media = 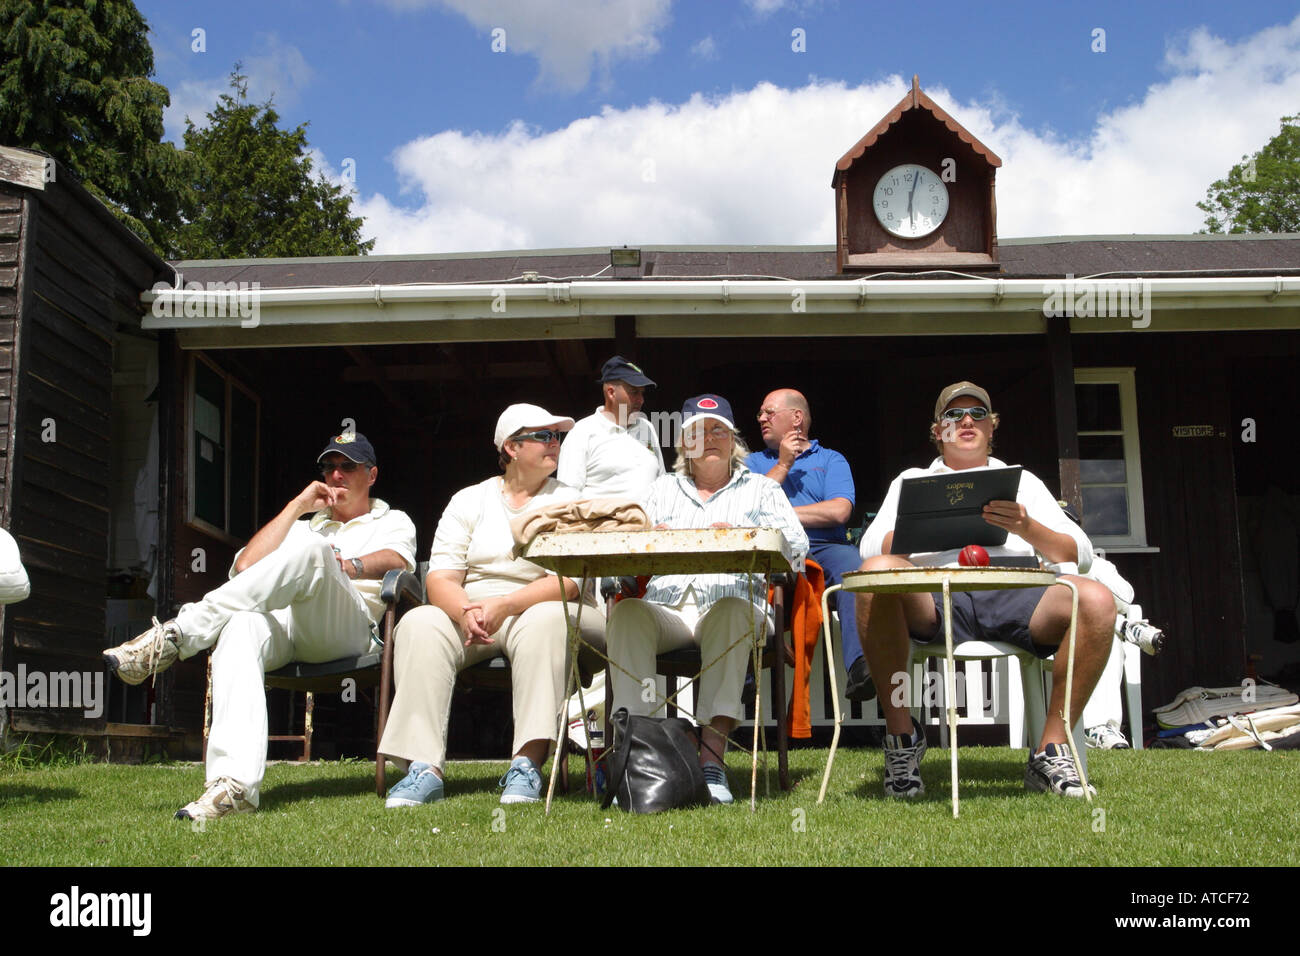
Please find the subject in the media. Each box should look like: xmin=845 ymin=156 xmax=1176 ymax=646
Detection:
xmin=873 ymin=164 xmax=949 ymax=239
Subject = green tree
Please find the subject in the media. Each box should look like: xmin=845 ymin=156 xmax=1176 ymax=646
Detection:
xmin=0 ymin=0 xmax=190 ymax=253
xmin=1198 ymin=113 xmax=1300 ymax=234
xmin=176 ymin=71 xmax=373 ymax=259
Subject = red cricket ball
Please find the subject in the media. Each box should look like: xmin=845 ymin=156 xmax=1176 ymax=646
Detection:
xmin=958 ymin=544 xmax=990 ymax=567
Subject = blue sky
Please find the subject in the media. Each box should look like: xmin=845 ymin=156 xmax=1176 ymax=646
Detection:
xmin=135 ymin=0 xmax=1300 ymax=254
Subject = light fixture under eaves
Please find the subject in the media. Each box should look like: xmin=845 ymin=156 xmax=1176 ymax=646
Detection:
xmin=609 ymin=246 xmax=641 ymax=268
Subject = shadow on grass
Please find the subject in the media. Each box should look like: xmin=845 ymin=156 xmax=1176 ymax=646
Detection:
xmin=264 ymin=772 xmax=375 ymax=808
xmin=850 ymin=753 xmax=1031 ymax=801
xmin=444 ymin=764 xmax=511 ymax=799
xmin=0 ymin=783 xmax=82 ymax=806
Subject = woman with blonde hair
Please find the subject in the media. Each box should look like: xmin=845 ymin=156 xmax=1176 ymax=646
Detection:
xmin=605 ymin=394 xmax=807 ymax=804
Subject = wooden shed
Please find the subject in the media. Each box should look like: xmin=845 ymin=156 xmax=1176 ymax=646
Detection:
xmin=0 ymin=147 xmax=172 ymax=746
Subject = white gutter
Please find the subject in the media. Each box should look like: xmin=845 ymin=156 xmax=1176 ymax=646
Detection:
xmin=140 ymin=275 xmax=1300 ymax=340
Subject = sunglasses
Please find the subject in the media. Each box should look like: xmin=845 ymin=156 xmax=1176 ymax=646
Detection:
xmin=938 ymin=405 xmax=991 ymax=423
xmin=512 ymin=429 xmax=564 ymax=444
xmin=319 ymin=460 xmax=369 ymax=475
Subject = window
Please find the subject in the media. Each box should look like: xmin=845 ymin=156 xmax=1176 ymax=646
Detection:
xmin=1074 ymin=367 xmax=1148 ymax=549
xmin=188 ymin=354 xmax=260 ymax=544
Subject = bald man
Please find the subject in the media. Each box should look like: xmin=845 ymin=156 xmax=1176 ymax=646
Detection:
xmin=745 ymin=389 xmax=872 ymax=700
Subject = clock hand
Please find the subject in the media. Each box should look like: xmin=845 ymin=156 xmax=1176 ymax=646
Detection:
xmin=908 ymin=171 xmax=921 ymax=225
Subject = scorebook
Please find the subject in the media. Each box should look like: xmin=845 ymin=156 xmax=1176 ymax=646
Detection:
xmin=891 ymin=465 xmax=1024 ymax=556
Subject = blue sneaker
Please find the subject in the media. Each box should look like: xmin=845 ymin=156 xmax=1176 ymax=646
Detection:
xmin=385 ymin=762 xmax=444 ymax=808
xmin=498 ymin=756 xmax=543 ymax=804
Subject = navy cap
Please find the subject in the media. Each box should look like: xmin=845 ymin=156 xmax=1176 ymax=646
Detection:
xmin=680 ymin=394 xmax=735 ymax=430
xmin=318 ymin=432 xmax=377 ymax=466
xmin=599 ymin=355 xmax=656 ymax=387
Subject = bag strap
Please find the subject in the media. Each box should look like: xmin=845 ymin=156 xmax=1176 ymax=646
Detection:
xmin=601 ymin=709 xmax=633 ymax=810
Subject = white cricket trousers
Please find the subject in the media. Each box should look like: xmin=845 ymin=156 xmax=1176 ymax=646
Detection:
xmin=174 ymin=537 xmax=373 ymax=806
xmin=607 ymin=593 xmax=771 ymax=728
xmin=378 ymin=601 xmax=606 ymax=772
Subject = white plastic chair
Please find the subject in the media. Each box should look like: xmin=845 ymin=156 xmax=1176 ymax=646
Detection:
xmin=908 ymin=640 xmax=1045 ymax=749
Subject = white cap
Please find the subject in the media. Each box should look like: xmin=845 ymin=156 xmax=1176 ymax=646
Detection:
xmin=493 ymin=403 xmax=575 ymax=450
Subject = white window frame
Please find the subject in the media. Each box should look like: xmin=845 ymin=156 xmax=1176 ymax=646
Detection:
xmin=186 ymin=353 xmax=260 ymax=547
xmin=1074 ymin=367 xmax=1149 ymax=550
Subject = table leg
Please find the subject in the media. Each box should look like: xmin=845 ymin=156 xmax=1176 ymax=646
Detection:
xmin=545 ymin=572 xmax=589 ymax=815
xmin=749 ymin=578 xmax=764 ymax=812
xmin=817 ymin=584 xmax=843 ymax=805
xmin=943 ymin=575 xmax=959 ymax=819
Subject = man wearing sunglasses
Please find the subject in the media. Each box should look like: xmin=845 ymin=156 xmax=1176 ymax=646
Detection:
xmin=855 ymin=382 xmax=1115 ymax=800
xmin=104 ymin=431 xmax=416 ymax=821
xmin=557 ymin=355 xmax=665 ymax=499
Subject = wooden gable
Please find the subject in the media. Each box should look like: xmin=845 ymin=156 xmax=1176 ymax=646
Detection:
xmin=834 ymin=76 xmax=1002 ymax=272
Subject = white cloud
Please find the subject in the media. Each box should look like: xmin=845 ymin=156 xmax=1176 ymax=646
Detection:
xmin=385 ymin=0 xmax=672 ymax=91
xmin=160 ymin=35 xmax=314 ymax=142
xmin=354 ymin=15 xmax=1300 ymax=254
xmin=163 ymin=78 xmax=227 ymax=141
xmin=744 ymin=0 xmax=792 ymax=15
xmin=690 ymin=35 xmax=718 ymax=60
xmin=241 ymin=36 xmax=315 ymax=109
xmin=990 ymin=18 xmax=1300 ymax=236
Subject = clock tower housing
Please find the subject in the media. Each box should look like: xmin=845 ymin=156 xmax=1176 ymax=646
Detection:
xmin=834 ymin=75 xmax=1002 ymax=272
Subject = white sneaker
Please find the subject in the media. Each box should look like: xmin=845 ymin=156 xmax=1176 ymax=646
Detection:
xmin=175 ymin=778 xmax=255 ymax=821
xmin=1084 ymin=720 xmax=1131 ymax=750
xmin=104 ymin=617 xmax=181 ymax=685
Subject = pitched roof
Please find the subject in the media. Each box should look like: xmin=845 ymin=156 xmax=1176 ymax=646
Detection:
xmin=833 ymin=76 xmax=1002 ymax=178
xmin=171 ymin=234 xmax=1300 ymax=289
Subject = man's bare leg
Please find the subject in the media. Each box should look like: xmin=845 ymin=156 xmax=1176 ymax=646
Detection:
xmin=854 ymin=555 xmax=939 ymax=736
xmin=1027 ymin=576 xmax=1117 ymax=750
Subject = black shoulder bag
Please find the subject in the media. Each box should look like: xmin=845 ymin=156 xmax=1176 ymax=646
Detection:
xmin=601 ymin=707 xmax=712 ymax=813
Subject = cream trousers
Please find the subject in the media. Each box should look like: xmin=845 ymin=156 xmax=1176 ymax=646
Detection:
xmin=378 ymin=600 xmax=606 ymax=772
xmin=175 ymin=537 xmax=374 ymax=807
xmin=607 ymin=593 xmax=770 ymax=728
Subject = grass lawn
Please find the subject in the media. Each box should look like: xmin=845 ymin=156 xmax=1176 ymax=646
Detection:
xmin=1 ymin=746 xmax=1295 ymax=867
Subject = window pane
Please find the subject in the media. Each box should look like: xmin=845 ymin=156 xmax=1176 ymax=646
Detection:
xmin=229 ymin=389 xmax=258 ymax=539
xmin=1075 ymin=383 xmax=1122 ymax=432
xmin=1081 ymin=486 xmax=1130 ymax=536
xmin=193 ymin=362 xmax=226 ymax=528
xmin=1079 ymin=434 xmax=1126 ymax=483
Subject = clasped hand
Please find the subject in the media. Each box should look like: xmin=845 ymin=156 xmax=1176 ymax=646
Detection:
xmin=460 ymin=596 xmax=512 ymax=646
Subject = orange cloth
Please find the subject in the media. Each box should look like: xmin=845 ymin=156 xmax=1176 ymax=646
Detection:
xmin=770 ymin=559 xmax=825 ymax=739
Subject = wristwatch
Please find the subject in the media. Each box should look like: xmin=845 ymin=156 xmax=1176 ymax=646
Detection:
xmin=350 ymin=557 xmax=364 ymax=578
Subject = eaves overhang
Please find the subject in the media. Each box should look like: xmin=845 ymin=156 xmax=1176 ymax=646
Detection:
xmin=140 ymin=275 xmax=1300 ymax=349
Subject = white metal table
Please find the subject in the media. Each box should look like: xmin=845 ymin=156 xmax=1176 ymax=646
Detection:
xmin=522 ymin=528 xmax=796 ymax=811
xmin=817 ymin=566 xmax=1088 ymax=817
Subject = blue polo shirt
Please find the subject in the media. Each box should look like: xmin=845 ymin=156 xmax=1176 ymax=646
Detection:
xmin=744 ymin=439 xmax=856 ymax=544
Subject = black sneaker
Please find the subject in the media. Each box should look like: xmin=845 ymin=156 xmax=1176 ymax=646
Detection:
xmin=882 ymin=716 xmax=926 ymax=798
xmin=844 ymin=657 xmax=877 ymax=702
xmin=1025 ymin=742 xmax=1097 ymax=797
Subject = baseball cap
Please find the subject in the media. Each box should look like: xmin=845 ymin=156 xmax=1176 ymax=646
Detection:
xmin=318 ymin=432 xmax=377 ymax=466
xmin=934 ymin=381 xmax=993 ymax=420
xmin=680 ymin=394 xmax=735 ymax=431
xmin=493 ymin=403 xmax=576 ymax=451
xmin=598 ymin=355 xmax=656 ymax=387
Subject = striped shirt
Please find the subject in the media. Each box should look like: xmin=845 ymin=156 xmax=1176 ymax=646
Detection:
xmin=642 ymin=466 xmax=809 ymax=608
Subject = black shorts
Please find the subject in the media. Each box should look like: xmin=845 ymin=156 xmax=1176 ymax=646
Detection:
xmin=910 ymin=585 xmax=1054 ymax=659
